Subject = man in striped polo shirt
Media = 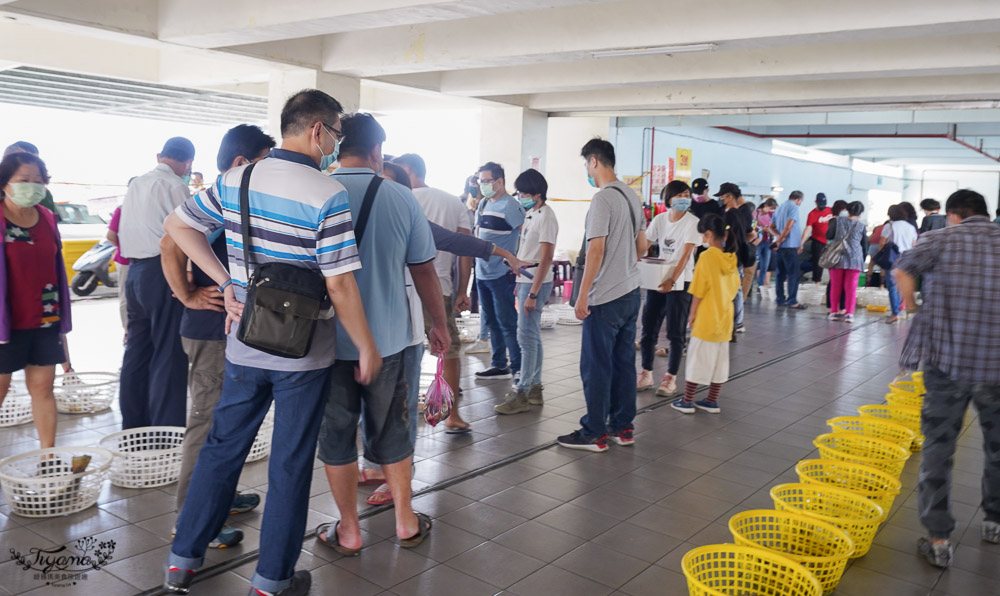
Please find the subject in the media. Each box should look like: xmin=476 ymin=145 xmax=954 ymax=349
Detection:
xmin=161 ymin=90 xmax=381 ymax=596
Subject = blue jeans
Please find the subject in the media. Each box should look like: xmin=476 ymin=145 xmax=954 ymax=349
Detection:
xmin=756 ymin=239 xmax=772 ymax=287
xmin=885 ymin=265 xmax=901 ymax=315
xmin=516 ymin=281 xmax=553 ymax=391
xmin=403 ymin=343 xmax=423 ymax=446
xmin=775 ymin=247 xmax=801 ymax=305
xmin=579 ymin=289 xmax=641 ymax=440
xmin=477 ymin=273 xmax=521 ymax=372
xmin=734 ymin=265 xmax=745 ymax=326
xmin=169 ymin=362 xmax=330 ymax=594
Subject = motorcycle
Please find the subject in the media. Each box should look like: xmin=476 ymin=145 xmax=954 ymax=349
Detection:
xmin=71 ymin=239 xmax=118 ymax=296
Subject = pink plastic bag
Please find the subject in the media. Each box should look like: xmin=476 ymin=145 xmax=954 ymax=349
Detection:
xmin=424 ymin=356 xmax=453 ymax=427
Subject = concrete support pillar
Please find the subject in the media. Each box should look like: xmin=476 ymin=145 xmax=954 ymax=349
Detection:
xmin=478 ymin=106 xmax=548 ymax=181
xmin=267 ymin=69 xmax=361 ymax=137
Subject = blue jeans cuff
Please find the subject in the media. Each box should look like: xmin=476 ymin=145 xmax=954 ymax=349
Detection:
xmin=168 ymin=551 xmax=204 ymax=571
xmin=252 ymin=571 xmax=292 ymax=593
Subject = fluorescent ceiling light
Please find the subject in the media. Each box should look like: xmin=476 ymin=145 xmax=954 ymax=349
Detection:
xmin=852 ymin=158 xmax=904 ymax=178
xmin=591 ymin=43 xmax=717 ymax=59
xmin=771 ymin=140 xmax=850 ymax=168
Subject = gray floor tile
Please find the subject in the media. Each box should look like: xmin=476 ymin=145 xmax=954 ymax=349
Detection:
xmin=507 ymin=564 xmax=614 ymax=596
xmin=535 ymin=503 xmax=620 ymax=540
xmin=626 ymin=505 xmax=713 ymax=541
xmin=482 ymin=486 xmax=564 ymax=519
xmin=519 ymin=472 xmax=596 ymax=502
xmin=568 ymin=487 xmax=650 ymax=521
xmin=440 ymin=502 xmax=528 ymax=539
xmin=551 ymin=542 xmax=650 ymax=589
xmin=19 ymin=568 xmax=137 ymax=596
xmin=334 ymin=540 xmax=436 ymax=589
xmin=619 ymin=563 xmax=689 ymax=596
xmin=101 ymin=544 xmax=174 ymax=591
xmin=97 ymin=489 xmax=177 ymax=523
xmin=22 ymin=507 xmax=129 ymax=544
xmin=592 ymin=522 xmax=683 ymax=564
xmin=393 ymin=564 xmax=499 ymax=596
xmin=447 ymin=541 xmax=545 ymax=588
xmin=492 ymin=520 xmax=586 ymax=563
xmin=403 ymin=520 xmax=487 ymax=563
xmin=308 ymin=562 xmax=383 ymax=596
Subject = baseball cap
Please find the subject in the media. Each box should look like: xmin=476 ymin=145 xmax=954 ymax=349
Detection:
xmin=714 ymin=182 xmax=741 ymax=198
xmin=691 ymin=178 xmax=709 ymax=194
xmin=160 ymin=137 xmax=196 ymax=162
xmin=816 ymin=192 xmax=827 ymax=208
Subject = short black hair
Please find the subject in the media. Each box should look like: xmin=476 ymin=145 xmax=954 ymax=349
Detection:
xmin=831 ymin=200 xmax=848 ymax=215
xmin=4 ymin=141 xmax=39 ymax=157
xmin=394 ymin=153 xmax=427 ymax=180
xmin=514 ymin=169 xmax=548 ymax=202
xmin=762 ymin=198 xmax=778 ymax=209
xmin=847 ymin=201 xmax=865 ymax=217
xmin=280 ymin=89 xmax=344 ymax=137
xmin=697 ymin=213 xmax=738 ymax=253
xmin=898 ymin=201 xmax=918 ymax=222
xmin=580 ymin=138 xmax=615 ymax=168
xmin=217 ymin=124 xmax=275 ymax=172
xmin=0 ymin=152 xmax=50 ymax=194
xmin=477 ymin=161 xmax=505 ymax=183
xmin=789 ymin=190 xmax=804 ymax=201
xmin=920 ymin=198 xmax=941 ymax=211
xmin=339 ymin=113 xmax=386 ymax=160
xmin=945 ymin=189 xmax=988 ymax=220
xmin=887 ymin=204 xmax=906 ymax=222
xmin=160 ymin=137 xmax=195 ymax=162
xmin=382 ymin=162 xmax=412 ymax=189
xmin=662 ymin=180 xmax=690 ymax=205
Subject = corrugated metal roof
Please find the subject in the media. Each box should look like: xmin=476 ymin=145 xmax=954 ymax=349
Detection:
xmin=0 ymin=66 xmax=267 ymax=126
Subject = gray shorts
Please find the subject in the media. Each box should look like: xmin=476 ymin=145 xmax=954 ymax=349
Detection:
xmin=317 ymin=351 xmax=412 ymax=467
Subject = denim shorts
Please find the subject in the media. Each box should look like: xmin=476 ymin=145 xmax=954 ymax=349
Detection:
xmin=0 ymin=327 xmax=64 ymax=374
xmin=317 ymin=351 xmax=413 ymax=466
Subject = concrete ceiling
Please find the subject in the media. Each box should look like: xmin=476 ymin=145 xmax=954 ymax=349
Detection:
xmin=1 ymin=0 xmax=999 ymax=165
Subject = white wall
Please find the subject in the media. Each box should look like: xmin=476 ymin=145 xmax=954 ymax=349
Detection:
xmin=903 ymin=168 xmax=1000 ymax=216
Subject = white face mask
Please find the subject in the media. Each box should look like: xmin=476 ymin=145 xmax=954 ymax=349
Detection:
xmin=6 ymin=182 xmax=46 ymax=207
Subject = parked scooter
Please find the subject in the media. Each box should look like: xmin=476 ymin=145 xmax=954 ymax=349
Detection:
xmin=71 ymin=239 xmax=118 ymax=296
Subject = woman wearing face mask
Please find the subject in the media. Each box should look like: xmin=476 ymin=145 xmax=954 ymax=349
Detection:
xmin=753 ymin=198 xmax=778 ymax=291
xmin=637 ymin=180 xmax=702 ymax=397
xmin=0 ymin=152 xmax=72 ymax=448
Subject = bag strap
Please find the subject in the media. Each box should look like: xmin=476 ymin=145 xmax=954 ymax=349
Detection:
xmin=353 ymin=175 xmax=383 ymax=246
xmin=239 ymin=162 xmax=258 ymax=277
xmin=607 ymin=185 xmax=638 ymax=238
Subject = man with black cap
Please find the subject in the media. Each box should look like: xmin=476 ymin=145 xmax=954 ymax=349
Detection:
xmin=802 ymin=193 xmax=834 ymax=284
xmin=690 ymin=177 xmax=724 ymax=221
xmin=118 ymin=137 xmax=195 ymax=429
xmin=717 ymin=183 xmax=755 ymax=335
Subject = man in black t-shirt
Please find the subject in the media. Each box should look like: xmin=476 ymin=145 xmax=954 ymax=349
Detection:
xmin=717 ymin=183 xmax=756 ymax=335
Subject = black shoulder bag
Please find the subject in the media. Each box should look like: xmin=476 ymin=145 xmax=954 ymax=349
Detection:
xmin=570 ymin=184 xmax=638 ymax=305
xmin=236 ymin=162 xmax=335 ymax=359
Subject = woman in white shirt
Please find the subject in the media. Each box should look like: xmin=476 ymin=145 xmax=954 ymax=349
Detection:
xmin=638 ymin=181 xmax=703 ymax=397
xmin=881 ymin=203 xmax=919 ymax=323
xmin=494 ymin=169 xmax=558 ymax=415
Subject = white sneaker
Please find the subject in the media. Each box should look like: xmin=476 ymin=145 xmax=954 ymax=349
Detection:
xmin=637 ymin=370 xmax=654 ymax=391
xmin=465 ymin=339 xmax=491 ymax=354
xmin=656 ymin=374 xmax=678 ymax=397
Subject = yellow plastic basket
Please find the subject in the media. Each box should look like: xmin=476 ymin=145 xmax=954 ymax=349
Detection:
xmin=886 ymin=391 xmax=923 ymax=410
xmin=859 ymin=404 xmax=924 ymax=451
xmin=889 ymin=380 xmax=924 ymax=396
xmin=827 ymin=416 xmax=915 ymax=451
xmin=770 ymin=483 xmax=885 ymax=557
xmin=729 ymin=509 xmax=854 ymax=594
xmin=813 ymin=433 xmax=911 ymax=478
xmin=795 ymin=459 xmax=903 ymax=514
xmin=682 ymin=544 xmax=822 ymax=596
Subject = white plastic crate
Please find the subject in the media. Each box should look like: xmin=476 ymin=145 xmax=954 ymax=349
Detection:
xmin=0 ymin=447 xmax=112 ymax=518
xmin=246 ymin=407 xmax=275 ymax=463
xmin=53 ymin=372 xmax=119 ymax=414
xmin=0 ymin=392 xmax=33 ymax=427
xmin=98 ymin=426 xmax=186 ymax=488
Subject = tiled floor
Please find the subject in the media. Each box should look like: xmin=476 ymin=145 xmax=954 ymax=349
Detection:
xmin=0 ymin=292 xmax=996 ymax=595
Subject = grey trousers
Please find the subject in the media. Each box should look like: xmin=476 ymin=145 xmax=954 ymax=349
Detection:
xmin=176 ymin=337 xmax=227 ymax=513
xmin=919 ymin=366 xmax=1000 ymax=539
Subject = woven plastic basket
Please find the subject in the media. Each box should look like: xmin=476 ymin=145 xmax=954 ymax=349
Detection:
xmin=795 ymin=459 xmax=903 ymax=514
xmin=813 ymin=432 xmax=911 ymax=478
xmin=770 ymin=483 xmax=885 ymax=557
xmin=53 ymin=372 xmax=119 ymax=414
xmin=889 ymin=380 xmax=923 ymax=397
xmin=826 ymin=416 xmax=915 ymax=451
xmin=858 ymin=404 xmax=924 ymax=451
xmin=0 ymin=447 xmax=112 ymax=517
xmin=885 ymin=391 xmax=923 ymax=410
xmin=681 ymin=544 xmax=822 ymax=596
xmin=246 ymin=407 xmax=275 ymax=463
xmin=540 ymin=309 xmax=558 ymax=329
xmin=0 ymin=392 xmax=33 ymax=427
xmin=98 ymin=426 xmax=186 ymax=488
xmin=729 ymin=509 xmax=855 ymax=594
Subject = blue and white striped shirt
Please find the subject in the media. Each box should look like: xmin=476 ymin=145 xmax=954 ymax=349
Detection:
xmin=175 ymin=149 xmax=361 ymax=371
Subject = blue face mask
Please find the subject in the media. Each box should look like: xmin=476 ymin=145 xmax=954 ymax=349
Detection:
xmin=838 ymin=210 xmax=848 ymax=217
xmin=519 ymin=194 xmax=536 ymax=209
xmin=672 ymin=198 xmax=692 ymax=212
xmin=587 ymin=175 xmax=596 ymax=188
xmin=317 ymin=128 xmax=340 ymax=170
xmin=180 ymin=174 xmax=192 ymax=185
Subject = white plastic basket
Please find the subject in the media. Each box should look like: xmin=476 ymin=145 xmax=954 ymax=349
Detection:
xmin=456 ymin=315 xmax=481 ymax=343
xmin=0 ymin=392 xmax=33 ymax=427
xmin=98 ymin=426 xmax=186 ymax=488
xmin=540 ymin=309 xmax=558 ymax=330
xmin=0 ymin=447 xmax=112 ymax=517
xmin=53 ymin=372 xmax=119 ymax=414
xmin=246 ymin=407 xmax=275 ymax=462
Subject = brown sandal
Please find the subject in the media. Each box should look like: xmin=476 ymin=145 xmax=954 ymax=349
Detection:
xmin=399 ymin=512 xmax=432 ymax=548
xmin=315 ymin=521 xmax=361 ymax=556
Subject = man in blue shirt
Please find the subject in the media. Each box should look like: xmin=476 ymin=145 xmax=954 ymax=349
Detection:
xmin=315 ymin=113 xmax=445 ymax=556
xmin=474 ymin=162 xmax=526 ymax=380
xmin=769 ymin=190 xmax=807 ymax=309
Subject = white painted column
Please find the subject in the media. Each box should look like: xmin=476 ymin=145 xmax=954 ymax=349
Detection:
xmin=478 ymin=106 xmax=548 ymax=182
xmin=267 ymin=69 xmax=361 ymax=137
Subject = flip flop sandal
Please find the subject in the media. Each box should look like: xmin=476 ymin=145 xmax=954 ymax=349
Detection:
xmin=366 ymin=483 xmax=394 ymax=506
xmin=655 ymin=348 xmax=668 ymax=357
xmin=788 ymin=304 xmax=808 ymax=310
xmin=358 ymin=468 xmax=384 ymax=486
xmin=444 ymin=426 xmax=472 ymax=435
xmin=399 ymin=512 xmax=432 ymax=549
xmin=315 ymin=521 xmax=361 ymax=557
